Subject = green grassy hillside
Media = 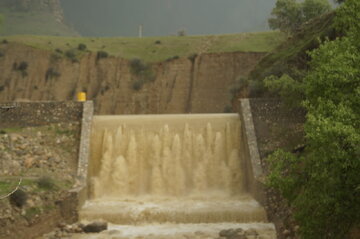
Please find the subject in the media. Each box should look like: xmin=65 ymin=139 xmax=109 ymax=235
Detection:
xmin=0 ymin=10 xmax=78 ymax=36
xmin=0 ymin=31 xmax=285 ymax=62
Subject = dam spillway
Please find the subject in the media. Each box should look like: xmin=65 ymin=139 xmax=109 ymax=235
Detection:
xmin=79 ymin=114 xmax=276 ymax=238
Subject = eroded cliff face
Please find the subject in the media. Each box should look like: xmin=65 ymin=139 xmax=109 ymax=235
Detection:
xmin=0 ymin=43 xmax=265 ymax=114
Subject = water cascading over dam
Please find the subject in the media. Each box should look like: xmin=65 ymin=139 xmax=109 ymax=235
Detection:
xmin=79 ymin=114 xmax=276 ymax=239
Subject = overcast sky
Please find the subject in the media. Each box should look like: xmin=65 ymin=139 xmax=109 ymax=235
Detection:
xmin=60 ymin=0 xmax=277 ymax=37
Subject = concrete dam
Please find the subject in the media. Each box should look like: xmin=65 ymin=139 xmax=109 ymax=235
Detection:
xmin=76 ymin=113 xmax=276 ymax=239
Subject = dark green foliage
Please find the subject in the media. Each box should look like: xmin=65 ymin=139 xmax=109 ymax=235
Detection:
xmin=177 ymin=29 xmax=186 ymax=36
xmin=264 ymin=74 xmax=305 ymax=107
xmin=188 ymin=53 xmax=198 ymax=62
xmin=154 ymin=40 xmax=161 ymax=44
xmin=266 ymin=1 xmax=360 ymax=238
xmin=45 ymin=67 xmax=61 ymax=81
xmin=269 ymin=0 xmax=331 ymax=33
xmin=55 ymin=48 xmax=63 ymax=54
xmin=249 ymin=11 xmax=337 ymax=98
xmin=12 ymin=61 xmax=28 ymax=77
xmin=166 ymin=55 xmax=180 ymax=62
xmin=132 ymin=79 xmax=144 ymax=91
xmin=2 ymin=39 xmax=8 ymax=44
xmin=17 ymin=61 xmax=28 ymax=71
xmin=129 ymin=58 xmax=156 ymax=90
xmin=96 ymin=50 xmax=109 ymax=60
xmin=37 ymin=176 xmax=56 ymax=190
xmin=9 ymin=189 xmax=27 ymax=207
xmin=65 ymin=49 xmax=78 ymax=62
xmin=78 ymin=43 xmax=87 ymax=51
xmin=130 ymin=58 xmax=146 ymax=74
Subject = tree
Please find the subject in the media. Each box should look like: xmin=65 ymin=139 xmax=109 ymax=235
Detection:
xmin=269 ymin=0 xmax=331 ymax=33
xmin=268 ymin=0 xmax=303 ymax=33
xmin=303 ymin=0 xmax=332 ymax=20
xmin=266 ymin=0 xmax=360 ymax=238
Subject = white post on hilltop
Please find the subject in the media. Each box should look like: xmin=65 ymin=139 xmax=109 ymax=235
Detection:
xmin=139 ymin=24 xmax=143 ymax=38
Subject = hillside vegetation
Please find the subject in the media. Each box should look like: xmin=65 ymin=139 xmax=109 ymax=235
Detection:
xmin=0 ymin=0 xmax=78 ymax=36
xmin=247 ymin=11 xmax=337 ymax=97
xmin=0 ymin=31 xmax=285 ymax=62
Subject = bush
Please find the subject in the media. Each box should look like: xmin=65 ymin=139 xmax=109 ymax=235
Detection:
xmin=130 ymin=58 xmax=146 ymax=74
xmin=177 ymin=29 xmax=186 ymax=36
xmin=78 ymin=43 xmax=87 ymax=51
xmin=166 ymin=56 xmax=180 ymax=62
xmin=45 ymin=68 xmax=61 ymax=81
xmin=2 ymin=39 xmax=8 ymax=44
xmin=96 ymin=50 xmax=109 ymax=60
xmin=12 ymin=61 xmax=28 ymax=77
xmin=55 ymin=48 xmax=63 ymax=54
xmin=132 ymin=79 xmax=144 ymax=91
xmin=65 ymin=49 xmax=78 ymax=62
xmin=37 ymin=176 xmax=56 ymax=190
xmin=154 ymin=40 xmax=161 ymax=45
xmin=17 ymin=61 xmax=28 ymax=71
xmin=188 ymin=53 xmax=198 ymax=62
xmin=9 ymin=189 xmax=27 ymax=207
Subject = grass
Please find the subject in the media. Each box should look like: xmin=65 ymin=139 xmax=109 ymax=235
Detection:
xmin=0 ymin=31 xmax=285 ymax=63
xmin=0 ymin=8 xmax=78 ymax=36
xmin=0 ymin=177 xmax=73 ymax=196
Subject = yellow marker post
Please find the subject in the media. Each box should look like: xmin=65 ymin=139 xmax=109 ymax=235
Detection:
xmin=77 ymin=92 xmax=86 ymax=102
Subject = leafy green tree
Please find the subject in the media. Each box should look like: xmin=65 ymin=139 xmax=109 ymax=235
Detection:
xmin=268 ymin=0 xmax=304 ymax=33
xmin=303 ymin=0 xmax=332 ymax=20
xmin=266 ymin=0 xmax=360 ymax=238
xmin=269 ymin=0 xmax=331 ymax=33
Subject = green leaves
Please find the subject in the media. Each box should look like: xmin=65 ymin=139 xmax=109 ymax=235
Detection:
xmin=268 ymin=0 xmax=332 ymax=33
xmin=266 ymin=1 xmax=360 ymax=238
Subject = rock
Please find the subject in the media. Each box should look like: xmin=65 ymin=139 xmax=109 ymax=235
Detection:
xmin=219 ymin=229 xmax=236 ymax=238
xmin=83 ymin=221 xmax=108 ymax=233
xmin=282 ymin=229 xmax=290 ymax=236
xmin=24 ymin=156 xmax=35 ymax=168
xmin=245 ymin=229 xmax=258 ymax=239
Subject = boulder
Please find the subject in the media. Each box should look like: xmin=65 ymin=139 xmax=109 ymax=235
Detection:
xmin=83 ymin=221 xmax=108 ymax=233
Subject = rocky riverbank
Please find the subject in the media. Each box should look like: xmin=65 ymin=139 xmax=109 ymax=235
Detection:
xmin=0 ymin=122 xmax=81 ymax=239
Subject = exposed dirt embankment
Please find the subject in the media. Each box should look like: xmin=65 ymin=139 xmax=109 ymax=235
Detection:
xmin=0 ymin=43 xmax=265 ymax=114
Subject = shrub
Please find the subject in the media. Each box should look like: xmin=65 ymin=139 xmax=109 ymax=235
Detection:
xmin=65 ymin=49 xmax=78 ymax=62
xmin=177 ymin=29 xmax=186 ymax=36
xmin=78 ymin=43 xmax=87 ymax=51
xmin=130 ymin=58 xmax=146 ymax=74
xmin=2 ymin=39 xmax=8 ymax=44
xmin=166 ymin=56 xmax=180 ymax=62
xmin=37 ymin=176 xmax=56 ymax=190
xmin=132 ymin=79 xmax=144 ymax=91
xmin=55 ymin=48 xmax=63 ymax=54
xmin=45 ymin=68 xmax=61 ymax=81
xmin=17 ymin=61 xmax=28 ymax=71
xmin=154 ymin=40 xmax=161 ymax=44
xmin=96 ymin=51 xmax=109 ymax=60
xmin=9 ymin=189 xmax=28 ymax=207
xmin=12 ymin=61 xmax=28 ymax=77
xmin=188 ymin=53 xmax=198 ymax=62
